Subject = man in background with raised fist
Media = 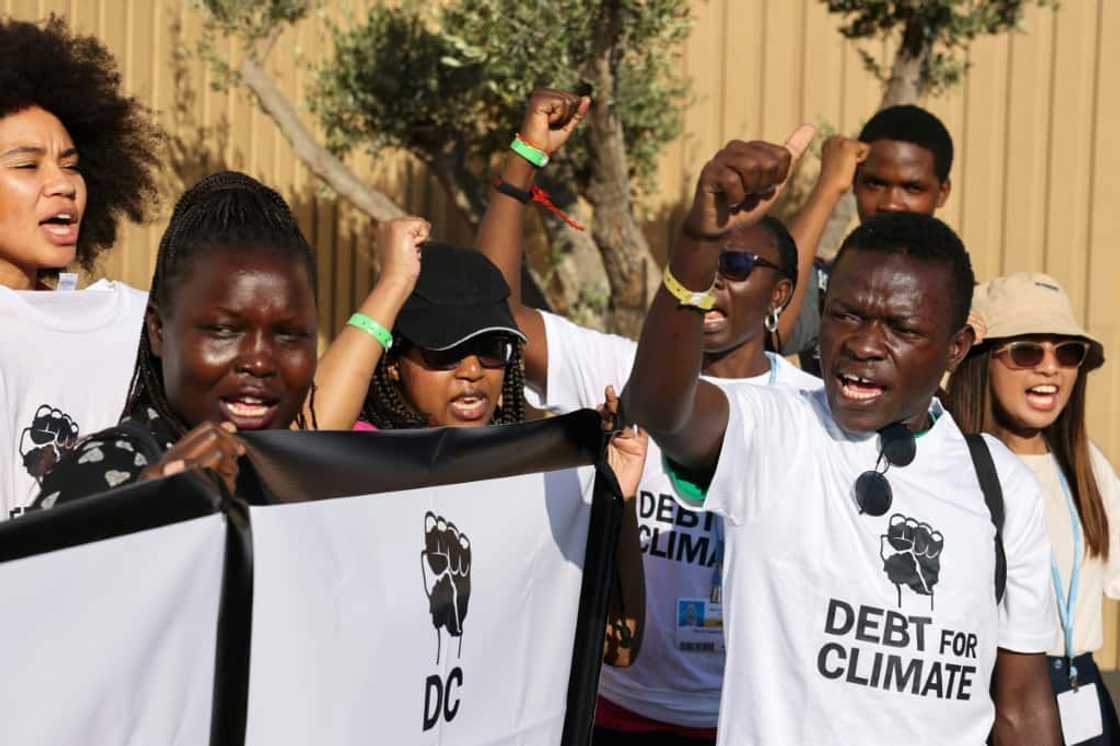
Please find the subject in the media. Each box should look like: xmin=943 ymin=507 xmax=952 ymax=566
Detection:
xmin=781 ymin=105 xmax=955 ymax=374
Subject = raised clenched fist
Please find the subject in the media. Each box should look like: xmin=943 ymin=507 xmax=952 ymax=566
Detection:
xmin=518 ymin=88 xmax=590 ymax=158
xmin=19 ymin=405 xmax=80 ymax=481
xmin=817 ymin=135 xmax=871 ymax=198
xmin=880 ymin=513 xmax=943 ymax=609
xmin=421 ymin=512 xmax=472 ymax=663
xmin=376 ymin=216 xmax=429 ymax=294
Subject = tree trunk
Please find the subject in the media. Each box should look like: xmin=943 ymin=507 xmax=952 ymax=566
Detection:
xmin=881 ymin=19 xmax=931 ymax=108
xmin=582 ymin=1 xmax=661 ymax=339
xmin=815 ymin=21 xmax=933 ymax=259
xmin=238 ymin=57 xmax=407 ymax=223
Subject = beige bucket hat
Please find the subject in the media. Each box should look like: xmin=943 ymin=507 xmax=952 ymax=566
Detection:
xmin=968 ymin=272 xmax=1105 ymax=370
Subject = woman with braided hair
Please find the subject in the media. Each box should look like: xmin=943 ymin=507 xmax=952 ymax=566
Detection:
xmin=0 ymin=15 xmax=162 ymax=515
xmin=33 ymin=171 xmax=319 ymax=507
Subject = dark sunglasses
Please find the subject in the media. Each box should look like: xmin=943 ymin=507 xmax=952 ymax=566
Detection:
xmin=408 ymin=335 xmax=516 ymax=371
xmin=855 ymin=423 xmax=916 ymax=517
xmin=993 ymin=340 xmax=1089 ymax=370
xmin=718 ymin=247 xmax=786 ymax=282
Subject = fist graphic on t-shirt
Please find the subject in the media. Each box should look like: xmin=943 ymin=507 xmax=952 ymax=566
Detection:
xmin=19 ymin=405 xmax=80 ymax=481
xmin=880 ymin=513 xmax=943 ymax=608
xmin=421 ymin=512 xmax=471 ymax=663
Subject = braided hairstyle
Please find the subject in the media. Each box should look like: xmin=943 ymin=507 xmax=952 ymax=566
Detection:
xmin=122 ymin=171 xmax=318 ymax=436
xmin=361 ymin=339 xmax=527 ymax=430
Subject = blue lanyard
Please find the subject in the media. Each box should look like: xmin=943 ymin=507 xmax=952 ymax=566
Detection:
xmin=709 ymin=354 xmax=777 ymax=602
xmin=1049 ymin=463 xmax=1082 ymax=686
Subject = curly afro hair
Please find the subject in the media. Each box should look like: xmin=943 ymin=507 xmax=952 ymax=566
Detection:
xmin=0 ymin=15 xmax=163 ymax=271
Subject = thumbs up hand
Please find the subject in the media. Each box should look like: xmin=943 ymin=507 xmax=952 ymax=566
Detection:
xmin=683 ymin=124 xmax=816 ymax=241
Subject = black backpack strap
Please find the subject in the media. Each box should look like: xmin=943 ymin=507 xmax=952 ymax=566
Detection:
xmin=964 ymin=433 xmax=1008 ymax=604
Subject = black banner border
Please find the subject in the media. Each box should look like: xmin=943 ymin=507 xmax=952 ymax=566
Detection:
xmin=560 ymin=462 xmax=624 ymax=746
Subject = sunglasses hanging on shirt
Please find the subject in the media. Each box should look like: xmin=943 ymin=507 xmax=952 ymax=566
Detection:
xmin=854 ymin=423 xmax=917 ymax=517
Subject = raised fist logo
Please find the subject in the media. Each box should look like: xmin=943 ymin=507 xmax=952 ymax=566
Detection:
xmin=421 ymin=512 xmax=471 ymax=664
xmin=19 ymin=405 xmax=80 ymax=481
xmin=880 ymin=513 xmax=944 ymax=609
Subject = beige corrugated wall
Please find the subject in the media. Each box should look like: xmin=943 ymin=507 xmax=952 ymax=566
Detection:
xmin=5 ymin=0 xmax=1119 ymax=661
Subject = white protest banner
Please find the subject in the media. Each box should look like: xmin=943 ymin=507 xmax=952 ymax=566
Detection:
xmin=0 ymin=474 xmax=227 ymax=745
xmin=245 ymin=468 xmax=595 ymax=745
xmin=236 ymin=409 xmax=619 ymax=746
xmin=0 ymin=411 xmax=619 ymax=746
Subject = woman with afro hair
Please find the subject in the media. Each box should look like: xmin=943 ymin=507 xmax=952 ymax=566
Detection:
xmin=0 ymin=15 xmax=163 ymax=517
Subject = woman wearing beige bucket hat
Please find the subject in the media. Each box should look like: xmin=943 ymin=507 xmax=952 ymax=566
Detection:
xmin=947 ymin=272 xmax=1118 ymax=744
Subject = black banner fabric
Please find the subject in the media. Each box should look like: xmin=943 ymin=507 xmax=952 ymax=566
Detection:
xmin=0 ymin=411 xmax=620 ymax=746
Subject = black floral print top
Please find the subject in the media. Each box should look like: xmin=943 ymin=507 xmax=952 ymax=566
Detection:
xmin=33 ymin=407 xmax=177 ymax=510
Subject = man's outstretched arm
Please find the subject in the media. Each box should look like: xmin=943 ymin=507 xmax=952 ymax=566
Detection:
xmin=991 ymin=649 xmax=1059 ymax=745
xmin=625 ymin=126 xmax=815 ymax=471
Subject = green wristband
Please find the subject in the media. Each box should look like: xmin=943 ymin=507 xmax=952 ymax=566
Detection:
xmin=510 ymin=135 xmax=549 ymax=168
xmin=347 ymin=313 xmax=393 ymax=351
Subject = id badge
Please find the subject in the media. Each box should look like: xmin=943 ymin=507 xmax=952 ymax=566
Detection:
xmin=1057 ymin=683 xmax=1103 ymax=744
xmin=675 ymin=598 xmax=723 ymax=653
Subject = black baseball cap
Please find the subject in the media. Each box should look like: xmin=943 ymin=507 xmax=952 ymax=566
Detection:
xmin=395 ymin=241 xmax=526 ymax=351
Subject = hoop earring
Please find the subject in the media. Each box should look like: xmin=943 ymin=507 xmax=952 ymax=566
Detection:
xmin=764 ymin=307 xmax=780 ymax=333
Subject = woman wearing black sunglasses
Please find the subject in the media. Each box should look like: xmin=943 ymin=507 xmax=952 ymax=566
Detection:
xmin=947 ymin=272 xmax=1119 ymax=744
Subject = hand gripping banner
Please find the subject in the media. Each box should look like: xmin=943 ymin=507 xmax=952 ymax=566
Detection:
xmin=0 ymin=410 xmax=623 ymax=746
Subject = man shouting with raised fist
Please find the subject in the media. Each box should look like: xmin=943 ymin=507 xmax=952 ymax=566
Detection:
xmin=624 ymin=135 xmax=1059 ymax=744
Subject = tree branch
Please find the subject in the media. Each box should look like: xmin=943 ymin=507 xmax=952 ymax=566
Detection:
xmin=237 ymin=53 xmax=406 ymax=222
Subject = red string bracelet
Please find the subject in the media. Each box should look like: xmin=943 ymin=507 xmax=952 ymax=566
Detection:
xmin=530 ymin=185 xmax=585 ymax=231
xmin=493 ymin=176 xmax=585 ymax=232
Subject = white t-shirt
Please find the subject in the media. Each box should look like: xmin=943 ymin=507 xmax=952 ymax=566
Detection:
xmin=681 ymin=384 xmax=1055 ymax=745
xmin=525 ymin=311 xmax=822 ymax=728
xmin=1019 ymin=446 xmax=1120 ymax=657
xmin=0 ymin=280 xmax=147 ymax=517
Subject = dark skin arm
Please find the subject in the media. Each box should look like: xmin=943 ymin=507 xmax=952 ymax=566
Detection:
xmin=991 ymin=649 xmax=1060 ymax=745
xmin=623 ymin=127 xmax=815 ymax=471
xmin=476 ymin=89 xmax=589 ymax=390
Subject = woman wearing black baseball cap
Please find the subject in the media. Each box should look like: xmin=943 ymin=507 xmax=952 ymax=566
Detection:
xmin=361 ymin=238 xmax=529 ymax=430
xmin=307 ymin=217 xmax=527 ymax=431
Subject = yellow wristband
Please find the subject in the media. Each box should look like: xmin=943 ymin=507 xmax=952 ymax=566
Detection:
xmin=662 ymin=267 xmax=716 ymax=310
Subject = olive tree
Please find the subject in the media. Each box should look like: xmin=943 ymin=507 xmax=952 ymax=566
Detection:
xmin=195 ymin=0 xmax=691 ymax=335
